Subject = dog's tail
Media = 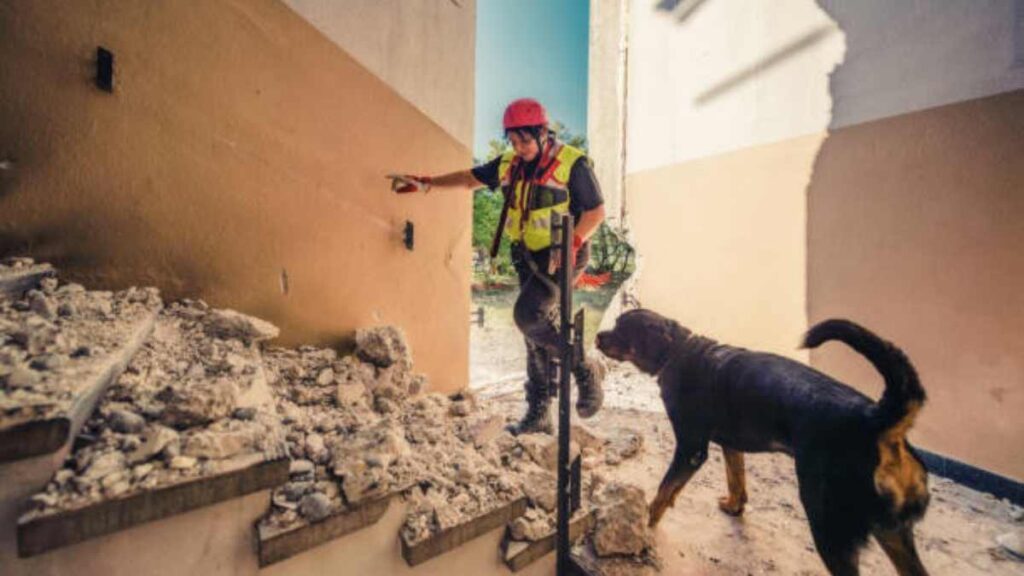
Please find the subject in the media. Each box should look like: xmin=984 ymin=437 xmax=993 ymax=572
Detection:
xmin=802 ymin=319 xmax=925 ymax=432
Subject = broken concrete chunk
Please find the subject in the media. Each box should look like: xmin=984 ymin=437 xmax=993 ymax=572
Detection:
xmin=510 ymin=508 xmax=552 ymax=541
xmin=605 ymin=427 xmax=644 ymax=465
xmin=157 ymin=380 xmax=239 ymax=428
xmin=181 ymin=430 xmax=253 ymax=460
xmin=129 ymin=425 xmax=180 ymax=464
xmin=108 ymin=409 xmax=146 ymax=434
xmin=298 ymin=492 xmax=333 ymax=522
xmin=592 ymin=482 xmax=651 ymax=557
xmin=518 ymin=433 xmax=580 ymax=471
xmin=169 ymin=455 xmax=197 ymax=470
xmin=355 ymin=326 xmax=410 ymax=368
xmin=468 ymin=414 xmax=505 ymax=448
xmin=336 ymin=381 xmax=368 ymax=409
xmin=204 ymin=309 xmax=280 ymax=344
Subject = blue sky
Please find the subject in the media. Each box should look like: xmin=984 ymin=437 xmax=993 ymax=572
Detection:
xmin=474 ymin=0 xmax=590 ymax=158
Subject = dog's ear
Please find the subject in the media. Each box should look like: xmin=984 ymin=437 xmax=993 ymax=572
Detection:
xmin=634 ymin=313 xmax=687 ymax=373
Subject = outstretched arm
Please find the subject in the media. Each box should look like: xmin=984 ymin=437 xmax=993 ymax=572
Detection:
xmin=394 ymin=169 xmax=484 ymax=193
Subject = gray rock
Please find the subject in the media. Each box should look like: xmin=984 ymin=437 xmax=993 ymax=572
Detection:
xmin=129 ymin=425 xmax=180 ymax=464
xmin=298 ymin=492 xmax=333 ymax=522
xmin=233 ymin=407 xmax=256 ymax=421
xmin=204 ymin=309 xmax=280 ymax=344
xmin=109 ymin=410 xmax=147 ymax=434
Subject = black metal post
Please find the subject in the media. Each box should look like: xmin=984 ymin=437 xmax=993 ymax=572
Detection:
xmin=554 ymin=214 xmax=573 ymax=575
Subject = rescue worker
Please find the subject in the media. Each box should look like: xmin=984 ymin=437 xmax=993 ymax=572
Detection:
xmin=395 ymin=98 xmax=606 ymax=434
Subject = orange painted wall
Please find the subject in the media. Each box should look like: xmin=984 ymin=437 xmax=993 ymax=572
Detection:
xmin=808 ymin=90 xmax=1024 ymax=480
xmin=0 ymin=1 xmax=472 ymax=392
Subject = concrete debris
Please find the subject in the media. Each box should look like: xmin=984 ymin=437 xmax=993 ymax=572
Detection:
xmin=510 ymin=507 xmax=551 ymax=541
xmin=604 ymin=427 xmax=644 ymax=465
xmin=1 ymin=269 xmax=160 ymax=428
xmin=108 ymin=409 xmax=146 ymax=434
xmin=298 ymin=492 xmax=334 ymax=523
xmin=592 ymin=482 xmax=653 ymax=557
xmin=7 ymin=263 xmax=656 ymax=566
xmin=355 ymin=326 xmax=411 ymax=369
xmin=18 ymin=299 xmax=286 ymax=522
xmin=204 ymin=308 xmax=280 ymax=344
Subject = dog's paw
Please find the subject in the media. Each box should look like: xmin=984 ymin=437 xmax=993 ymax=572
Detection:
xmin=717 ymin=495 xmax=745 ymax=516
xmin=648 ymin=501 xmax=667 ymax=527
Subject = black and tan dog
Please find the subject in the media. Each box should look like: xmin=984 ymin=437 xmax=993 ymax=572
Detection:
xmin=595 ymin=309 xmax=930 ymax=576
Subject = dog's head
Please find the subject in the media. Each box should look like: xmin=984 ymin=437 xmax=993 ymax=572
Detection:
xmin=596 ymin=309 xmax=691 ymax=375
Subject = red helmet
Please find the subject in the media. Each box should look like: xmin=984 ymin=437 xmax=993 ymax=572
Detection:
xmin=503 ymin=98 xmax=548 ymax=130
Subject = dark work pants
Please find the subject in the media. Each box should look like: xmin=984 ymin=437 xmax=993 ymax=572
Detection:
xmin=511 ymin=242 xmax=589 ymax=397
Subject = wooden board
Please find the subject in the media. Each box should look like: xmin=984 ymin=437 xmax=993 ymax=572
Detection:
xmin=0 ymin=310 xmax=158 ymax=463
xmin=400 ymin=496 xmax=528 ymax=567
xmin=256 ymin=491 xmax=398 ymax=567
xmin=17 ymin=454 xmax=289 ymax=557
xmin=501 ymin=511 xmax=594 ymax=572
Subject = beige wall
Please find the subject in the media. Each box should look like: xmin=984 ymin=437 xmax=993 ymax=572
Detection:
xmin=0 ymin=0 xmax=473 ymax=393
xmin=627 ymin=134 xmax=819 ymax=360
xmin=282 ymin=0 xmax=476 ymax=147
xmin=808 ymin=90 xmax=1024 ymax=480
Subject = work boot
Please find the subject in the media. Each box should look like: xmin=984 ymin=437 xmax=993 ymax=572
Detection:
xmin=507 ymin=381 xmax=553 ymax=435
xmin=573 ymin=355 xmax=606 ymax=419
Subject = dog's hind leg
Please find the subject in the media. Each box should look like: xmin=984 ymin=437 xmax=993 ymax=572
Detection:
xmin=873 ymin=525 xmax=929 ymax=576
xmin=649 ymin=443 xmax=707 ymax=527
xmin=717 ymin=447 xmax=747 ymax=516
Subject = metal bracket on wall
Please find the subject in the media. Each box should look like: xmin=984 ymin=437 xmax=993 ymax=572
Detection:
xmin=403 ymin=221 xmax=414 ymax=251
xmin=96 ymin=47 xmax=114 ymax=92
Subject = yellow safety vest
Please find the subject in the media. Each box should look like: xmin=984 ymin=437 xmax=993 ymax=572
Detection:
xmin=497 ymin=141 xmax=586 ymax=251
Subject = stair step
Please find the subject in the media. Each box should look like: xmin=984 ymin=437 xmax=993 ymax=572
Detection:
xmin=501 ymin=510 xmax=594 ymax=572
xmin=0 ymin=263 xmax=54 ymax=300
xmin=256 ymin=490 xmax=399 ymax=567
xmin=400 ymin=496 xmax=528 ymax=567
xmin=0 ymin=309 xmax=158 ymax=463
xmin=17 ymin=452 xmax=288 ymax=557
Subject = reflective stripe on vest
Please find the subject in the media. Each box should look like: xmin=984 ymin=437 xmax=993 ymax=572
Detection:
xmin=497 ymin=142 xmax=586 ymax=251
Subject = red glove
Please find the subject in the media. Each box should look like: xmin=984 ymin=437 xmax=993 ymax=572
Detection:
xmin=392 ymin=175 xmax=432 ymax=194
xmin=570 ymin=234 xmax=583 ymax=268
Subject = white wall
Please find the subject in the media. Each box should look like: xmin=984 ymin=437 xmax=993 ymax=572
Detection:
xmin=625 ymin=0 xmax=1024 ymax=174
xmin=588 ymin=0 xmax=629 ymax=224
xmin=283 ymin=0 xmax=477 ymax=148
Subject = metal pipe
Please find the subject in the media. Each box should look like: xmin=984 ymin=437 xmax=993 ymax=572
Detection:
xmin=555 ymin=213 xmax=573 ymax=575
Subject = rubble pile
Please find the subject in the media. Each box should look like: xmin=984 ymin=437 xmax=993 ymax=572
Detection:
xmin=18 ymin=301 xmax=287 ymax=519
xmin=4 ymin=258 xmax=657 ymax=567
xmin=0 ymin=261 xmax=160 ymax=429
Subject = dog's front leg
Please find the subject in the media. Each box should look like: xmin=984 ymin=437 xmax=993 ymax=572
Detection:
xmin=649 ymin=443 xmax=707 ymax=527
xmin=718 ymin=447 xmax=748 ymax=516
